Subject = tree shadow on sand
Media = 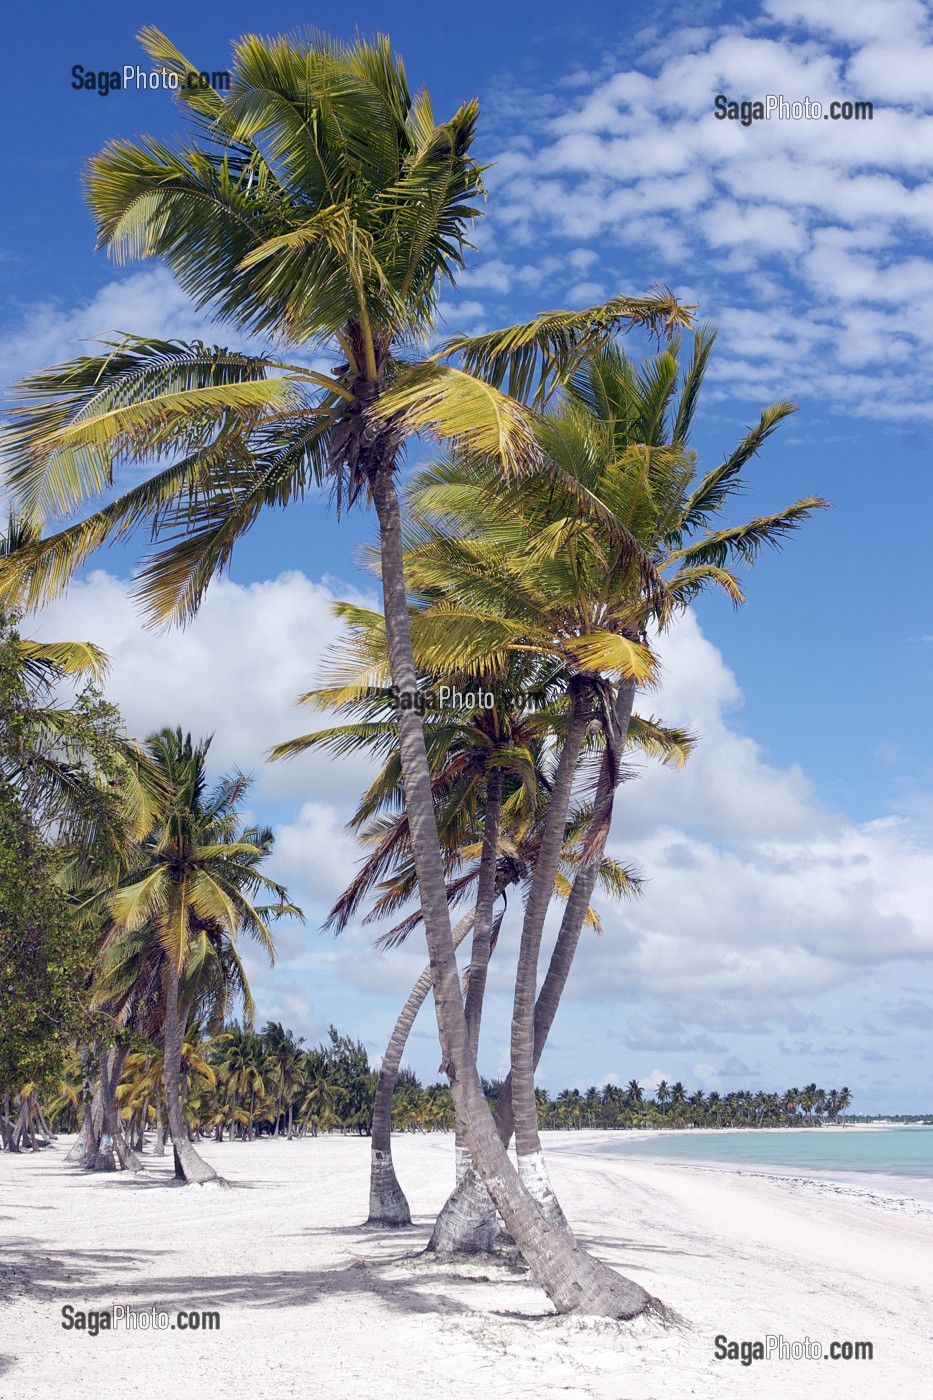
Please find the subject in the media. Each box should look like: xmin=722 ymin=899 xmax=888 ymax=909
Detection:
xmin=3 ymin=1237 xmax=486 ymax=1321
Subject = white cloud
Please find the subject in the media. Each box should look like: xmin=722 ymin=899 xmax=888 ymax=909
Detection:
xmin=0 ymin=269 xmax=213 ymax=387
xmin=31 ymin=568 xmax=379 ymax=802
xmin=763 ymin=0 xmax=928 ymax=45
xmin=482 ymin=2 xmax=933 ymax=420
xmin=25 ymin=570 xmax=933 ymax=1096
xmin=557 ymin=613 xmax=933 ymax=1021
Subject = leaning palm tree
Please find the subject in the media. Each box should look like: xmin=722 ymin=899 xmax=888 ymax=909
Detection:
xmin=400 ymin=329 xmax=823 ymax=1237
xmin=107 ymin=729 xmax=300 ymax=1182
xmin=0 ymin=28 xmax=692 ymax=1315
xmin=274 ymin=624 xmax=685 ymax=1226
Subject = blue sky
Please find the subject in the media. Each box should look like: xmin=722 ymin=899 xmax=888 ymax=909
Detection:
xmin=4 ymin=0 xmax=933 ymax=1111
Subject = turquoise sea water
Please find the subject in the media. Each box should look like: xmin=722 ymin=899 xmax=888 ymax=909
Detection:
xmin=585 ymin=1127 xmax=933 ymax=1179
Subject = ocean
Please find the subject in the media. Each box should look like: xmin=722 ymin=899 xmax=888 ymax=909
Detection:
xmin=580 ymin=1126 xmax=933 ymax=1179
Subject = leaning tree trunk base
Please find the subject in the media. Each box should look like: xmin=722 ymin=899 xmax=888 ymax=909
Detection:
xmin=367 ymin=1149 xmax=412 ymax=1226
xmin=553 ymin=1241 xmax=665 ymax=1321
xmin=428 ymin=1165 xmax=673 ymax=1322
xmin=171 ymin=1141 xmax=229 ymax=1187
xmin=427 ymin=1167 xmax=498 ymax=1256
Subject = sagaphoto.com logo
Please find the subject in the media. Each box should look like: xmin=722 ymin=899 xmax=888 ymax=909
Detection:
xmin=713 ymin=93 xmax=874 ymax=126
xmin=71 ymin=63 xmax=230 ymax=97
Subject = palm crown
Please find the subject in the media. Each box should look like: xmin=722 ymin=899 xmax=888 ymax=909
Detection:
xmin=0 ymin=27 xmax=687 ymax=626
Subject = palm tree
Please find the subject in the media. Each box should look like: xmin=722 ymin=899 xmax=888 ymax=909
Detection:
xmin=835 ymin=1087 xmax=852 ymax=1125
xmin=298 ymin=1057 xmax=343 ymax=1137
xmin=687 ymin=1090 xmax=706 ymax=1126
xmin=782 ymin=1087 xmax=800 ymax=1123
xmin=655 ymin=1080 xmax=671 ymax=1116
xmin=262 ymin=1022 xmax=306 ymax=1138
xmin=275 ymin=636 xmax=663 ymax=1228
xmin=800 ymin=1083 xmax=818 ymax=1127
xmin=403 ymin=331 xmax=821 ymax=1227
xmin=106 ymin=729 xmax=299 ymax=1182
xmin=0 ymin=25 xmax=694 ymax=1318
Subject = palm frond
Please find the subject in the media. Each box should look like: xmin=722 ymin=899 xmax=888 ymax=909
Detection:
xmin=439 ymin=289 xmax=695 ymax=407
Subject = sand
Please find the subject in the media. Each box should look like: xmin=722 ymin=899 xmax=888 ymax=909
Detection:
xmin=1 ymin=1129 xmax=930 ymax=1400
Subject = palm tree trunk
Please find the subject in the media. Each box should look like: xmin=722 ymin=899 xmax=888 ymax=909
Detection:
xmin=92 ymin=1040 xmax=143 ymax=1172
xmin=442 ymin=779 xmax=503 ymax=1248
xmin=67 ymin=1048 xmax=102 ymax=1165
xmin=368 ymin=908 xmax=475 ymax=1226
xmin=10 ymin=1099 xmax=28 ymax=1152
xmin=368 ymin=462 xmax=656 ymax=1318
xmin=67 ymin=1100 xmax=96 ymax=1163
xmin=434 ymin=683 xmax=636 ymax=1248
xmin=515 ymin=680 xmax=635 ymax=1221
xmin=136 ymin=1091 xmax=151 ymax=1152
xmin=163 ymin=961 xmax=220 ymax=1185
xmin=511 ymin=678 xmax=593 ymax=1212
xmin=464 ymin=771 xmax=502 ymax=1056
xmin=152 ymin=1096 xmax=165 ymax=1155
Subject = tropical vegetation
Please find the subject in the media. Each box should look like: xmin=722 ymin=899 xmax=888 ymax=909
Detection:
xmin=8 ymin=1035 xmax=853 ymax=1148
xmin=0 ymin=25 xmax=831 ymax=1322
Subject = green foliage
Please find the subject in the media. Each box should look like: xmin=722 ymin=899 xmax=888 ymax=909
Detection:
xmin=0 ymin=618 xmax=99 ymax=1090
xmin=536 ymin=1081 xmax=853 ymax=1130
xmin=316 ymin=1026 xmax=377 ymax=1133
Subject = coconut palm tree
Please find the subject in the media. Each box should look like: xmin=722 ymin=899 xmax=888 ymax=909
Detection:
xmin=0 ymin=24 xmax=686 ymax=1310
xmin=282 ymin=652 xmax=669 ymax=1228
xmin=0 ymin=24 xmax=696 ymax=1317
xmin=400 ymin=331 xmax=822 ymax=1229
xmin=800 ymin=1083 xmax=818 ymax=1126
xmin=105 ymin=729 xmax=299 ymax=1182
xmin=687 ymin=1090 xmax=706 ymax=1125
xmin=297 ymin=1063 xmax=342 ymax=1136
xmin=262 ymin=1023 xmax=306 ymax=1139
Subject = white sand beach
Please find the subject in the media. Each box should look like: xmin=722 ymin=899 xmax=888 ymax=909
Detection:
xmin=2 ymin=1130 xmax=930 ymax=1400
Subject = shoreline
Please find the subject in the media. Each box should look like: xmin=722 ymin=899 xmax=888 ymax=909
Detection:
xmin=544 ymin=1121 xmax=927 ymax=1133
xmin=542 ymin=1127 xmax=933 ymax=1209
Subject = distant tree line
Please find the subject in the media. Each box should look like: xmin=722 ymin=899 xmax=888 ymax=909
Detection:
xmin=526 ymin=1078 xmax=853 ymax=1129
xmin=15 ymin=1024 xmax=859 ymax=1151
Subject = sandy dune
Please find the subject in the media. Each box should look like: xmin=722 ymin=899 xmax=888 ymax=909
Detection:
xmin=1 ymin=1130 xmax=930 ymax=1399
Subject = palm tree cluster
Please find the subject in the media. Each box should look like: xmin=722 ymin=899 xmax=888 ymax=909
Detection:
xmin=31 ymin=1021 xmax=457 ymax=1146
xmin=0 ymin=707 xmax=300 ymax=1179
xmin=534 ymin=1081 xmax=853 ymax=1129
xmin=0 ymin=28 xmax=827 ymax=1318
xmin=29 ymin=1050 xmax=854 ymax=1147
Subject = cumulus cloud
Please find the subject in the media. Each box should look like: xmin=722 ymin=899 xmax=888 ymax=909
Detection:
xmin=26 ymin=570 xmax=933 ymax=1101
xmin=30 ymin=568 xmax=379 ymax=803
xmin=479 ymin=2 xmax=933 ymax=420
xmin=0 ymin=269 xmax=213 ymax=387
xmin=556 ymin=613 xmax=933 ymax=1026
